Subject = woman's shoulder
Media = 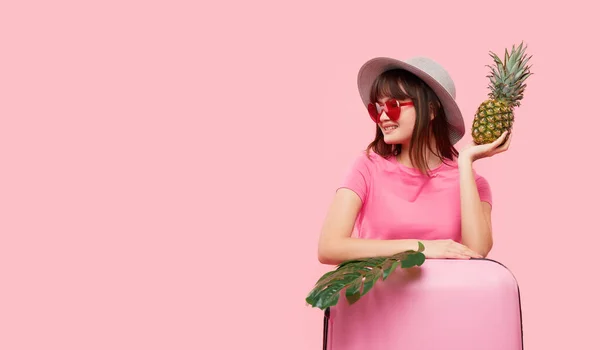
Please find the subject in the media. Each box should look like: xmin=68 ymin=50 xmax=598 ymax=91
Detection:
xmin=348 ymin=149 xmax=396 ymax=172
xmin=355 ymin=149 xmax=398 ymax=164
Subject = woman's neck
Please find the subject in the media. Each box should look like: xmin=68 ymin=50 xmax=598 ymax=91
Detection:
xmin=396 ymin=146 xmax=443 ymax=169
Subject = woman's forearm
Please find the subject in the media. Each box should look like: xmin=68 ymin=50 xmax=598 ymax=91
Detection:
xmin=318 ymin=237 xmax=420 ymax=265
xmin=458 ymin=157 xmax=493 ymax=256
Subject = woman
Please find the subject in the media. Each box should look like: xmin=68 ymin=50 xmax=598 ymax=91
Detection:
xmin=318 ymin=56 xmax=511 ymax=265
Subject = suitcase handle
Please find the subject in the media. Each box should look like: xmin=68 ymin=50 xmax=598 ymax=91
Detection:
xmin=322 ymin=308 xmax=330 ymax=350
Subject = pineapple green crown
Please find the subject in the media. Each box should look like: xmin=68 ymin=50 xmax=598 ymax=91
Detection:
xmin=486 ymin=42 xmax=533 ymax=108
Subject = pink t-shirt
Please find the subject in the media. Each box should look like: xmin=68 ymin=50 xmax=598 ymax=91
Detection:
xmin=337 ymin=151 xmax=492 ymax=242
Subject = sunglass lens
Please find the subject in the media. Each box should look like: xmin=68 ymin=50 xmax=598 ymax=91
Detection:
xmin=367 ymin=103 xmax=380 ymax=123
xmin=385 ymin=100 xmax=401 ymax=121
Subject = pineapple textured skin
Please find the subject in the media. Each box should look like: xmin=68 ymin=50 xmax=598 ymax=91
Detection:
xmin=472 ymin=99 xmax=514 ymax=144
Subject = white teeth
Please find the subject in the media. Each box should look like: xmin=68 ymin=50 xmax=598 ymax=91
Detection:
xmin=384 ymin=126 xmax=398 ymax=131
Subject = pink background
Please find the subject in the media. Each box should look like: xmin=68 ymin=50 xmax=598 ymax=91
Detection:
xmin=1 ymin=1 xmax=598 ymax=349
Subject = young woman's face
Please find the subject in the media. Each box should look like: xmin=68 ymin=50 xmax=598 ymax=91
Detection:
xmin=375 ymin=95 xmax=416 ymax=145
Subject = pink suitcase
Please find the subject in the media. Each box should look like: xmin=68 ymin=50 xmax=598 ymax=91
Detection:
xmin=322 ymin=258 xmax=523 ymax=350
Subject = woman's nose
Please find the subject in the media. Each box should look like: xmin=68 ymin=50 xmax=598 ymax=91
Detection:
xmin=379 ymin=111 xmax=391 ymax=122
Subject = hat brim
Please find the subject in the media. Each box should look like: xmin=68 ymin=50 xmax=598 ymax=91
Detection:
xmin=357 ymin=57 xmax=465 ymax=145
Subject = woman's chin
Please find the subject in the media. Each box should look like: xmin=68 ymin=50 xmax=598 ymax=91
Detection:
xmin=383 ymin=134 xmax=406 ymax=144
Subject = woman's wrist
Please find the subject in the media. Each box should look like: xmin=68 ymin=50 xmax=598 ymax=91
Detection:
xmin=394 ymin=239 xmax=421 ymax=253
xmin=458 ymin=154 xmax=474 ymax=167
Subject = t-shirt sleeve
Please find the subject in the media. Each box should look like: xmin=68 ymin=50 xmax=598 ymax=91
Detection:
xmin=475 ymin=174 xmax=493 ymax=206
xmin=336 ymin=152 xmax=373 ymax=203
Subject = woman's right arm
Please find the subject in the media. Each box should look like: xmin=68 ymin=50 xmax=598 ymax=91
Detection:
xmin=317 ymin=188 xmax=420 ymax=265
xmin=317 ymin=188 xmax=482 ymax=265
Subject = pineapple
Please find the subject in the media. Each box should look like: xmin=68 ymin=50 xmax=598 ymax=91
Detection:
xmin=472 ymin=42 xmax=533 ymax=145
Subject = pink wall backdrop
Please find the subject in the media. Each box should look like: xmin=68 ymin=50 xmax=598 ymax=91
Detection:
xmin=1 ymin=1 xmax=598 ymax=349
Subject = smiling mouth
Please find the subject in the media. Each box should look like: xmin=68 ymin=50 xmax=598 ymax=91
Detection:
xmin=383 ymin=125 xmax=398 ymax=132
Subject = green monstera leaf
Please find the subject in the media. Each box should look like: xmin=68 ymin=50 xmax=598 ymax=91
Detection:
xmin=306 ymin=242 xmax=426 ymax=310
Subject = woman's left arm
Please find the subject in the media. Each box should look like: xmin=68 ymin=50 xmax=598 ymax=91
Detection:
xmin=458 ymin=157 xmax=493 ymax=257
xmin=457 ymin=130 xmax=512 ymax=257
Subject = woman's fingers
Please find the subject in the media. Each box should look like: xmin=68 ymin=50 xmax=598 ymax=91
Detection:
xmin=452 ymin=243 xmax=482 ymax=258
xmin=481 ymin=131 xmax=507 ymax=153
xmin=446 ymin=252 xmax=472 ymax=259
xmin=495 ymin=131 xmax=509 ymax=146
xmin=492 ymin=131 xmax=511 ymax=154
xmin=501 ymin=132 xmax=512 ymax=150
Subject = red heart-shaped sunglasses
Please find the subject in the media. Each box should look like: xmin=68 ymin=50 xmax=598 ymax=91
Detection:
xmin=367 ymin=99 xmax=414 ymax=123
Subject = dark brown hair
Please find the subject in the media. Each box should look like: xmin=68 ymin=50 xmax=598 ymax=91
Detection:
xmin=366 ymin=69 xmax=458 ymax=176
